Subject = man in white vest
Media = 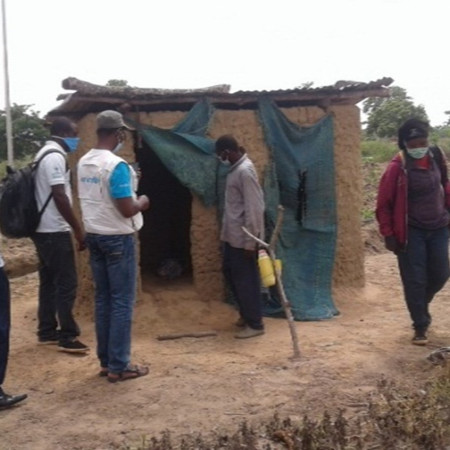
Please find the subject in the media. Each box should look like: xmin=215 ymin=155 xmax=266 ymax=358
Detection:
xmin=77 ymin=110 xmax=150 ymax=383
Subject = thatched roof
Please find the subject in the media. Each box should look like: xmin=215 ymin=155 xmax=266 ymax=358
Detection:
xmin=47 ymin=76 xmax=394 ymax=117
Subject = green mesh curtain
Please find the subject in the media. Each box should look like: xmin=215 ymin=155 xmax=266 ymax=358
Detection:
xmin=258 ymin=98 xmax=338 ymax=320
xmin=134 ymin=99 xmax=223 ymax=207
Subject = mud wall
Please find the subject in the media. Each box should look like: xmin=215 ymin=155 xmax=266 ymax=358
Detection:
xmin=329 ymin=105 xmax=365 ymax=288
xmin=71 ymin=103 xmax=364 ymax=311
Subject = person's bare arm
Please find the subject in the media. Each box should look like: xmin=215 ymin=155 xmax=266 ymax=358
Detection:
xmin=52 ymin=184 xmax=86 ymax=251
xmin=115 ymin=195 xmax=150 ymax=218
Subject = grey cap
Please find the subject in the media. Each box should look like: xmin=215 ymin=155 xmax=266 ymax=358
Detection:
xmin=96 ymin=110 xmax=134 ymax=130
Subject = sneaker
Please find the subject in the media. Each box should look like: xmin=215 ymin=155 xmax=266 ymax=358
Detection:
xmin=58 ymin=339 xmax=90 ymax=354
xmin=37 ymin=337 xmax=59 ymax=346
xmin=412 ymin=331 xmax=428 ymax=346
xmin=234 ymin=326 xmax=265 ymax=339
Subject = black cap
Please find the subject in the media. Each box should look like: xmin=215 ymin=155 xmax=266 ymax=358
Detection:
xmin=397 ymin=119 xmax=429 ymax=150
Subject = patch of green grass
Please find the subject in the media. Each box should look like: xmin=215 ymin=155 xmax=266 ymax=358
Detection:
xmin=361 ymin=140 xmax=397 ymax=163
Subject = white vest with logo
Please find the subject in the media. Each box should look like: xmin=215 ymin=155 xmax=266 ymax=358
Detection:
xmin=77 ymin=149 xmax=143 ymax=235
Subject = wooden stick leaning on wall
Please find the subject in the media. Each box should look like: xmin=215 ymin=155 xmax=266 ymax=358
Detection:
xmin=242 ymin=205 xmax=301 ymax=360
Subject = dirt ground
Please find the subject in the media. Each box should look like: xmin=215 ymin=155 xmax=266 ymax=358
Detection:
xmin=2 ymin=226 xmax=450 ymax=450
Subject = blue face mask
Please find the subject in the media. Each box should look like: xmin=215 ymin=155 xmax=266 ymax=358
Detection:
xmin=406 ymin=146 xmax=428 ymax=159
xmin=63 ymin=137 xmax=80 ymax=152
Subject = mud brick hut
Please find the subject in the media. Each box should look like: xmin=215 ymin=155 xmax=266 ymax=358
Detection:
xmin=47 ymin=76 xmax=393 ymax=321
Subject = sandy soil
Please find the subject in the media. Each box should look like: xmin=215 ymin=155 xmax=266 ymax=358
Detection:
xmin=2 ymin=229 xmax=450 ymax=450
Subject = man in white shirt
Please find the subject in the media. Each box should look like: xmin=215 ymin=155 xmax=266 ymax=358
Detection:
xmin=215 ymin=134 xmax=265 ymax=339
xmin=78 ymin=110 xmax=149 ymax=382
xmin=32 ymin=117 xmax=88 ymax=353
xmin=0 ymin=251 xmax=27 ymax=409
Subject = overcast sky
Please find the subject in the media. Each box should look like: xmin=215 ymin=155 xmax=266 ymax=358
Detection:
xmin=1 ymin=0 xmax=449 ymax=126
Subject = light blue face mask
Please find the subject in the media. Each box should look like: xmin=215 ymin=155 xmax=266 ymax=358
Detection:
xmin=63 ymin=137 xmax=80 ymax=152
xmin=406 ymin=146 xmax=428 ymax=159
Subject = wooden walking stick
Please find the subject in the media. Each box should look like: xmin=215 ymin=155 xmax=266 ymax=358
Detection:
xmin=243 ymin=205 xmax=301 ymax=360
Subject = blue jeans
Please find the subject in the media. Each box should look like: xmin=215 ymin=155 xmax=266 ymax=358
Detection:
xmin=397 ymin=226 xmax=450 ymax=331
xmin=32 ymin=232 xmax=79 ymax=344
xmin=86 ymin=233 xmax=137 ymax=373
xmin=0 ymin=267 xmax=10 ymax=385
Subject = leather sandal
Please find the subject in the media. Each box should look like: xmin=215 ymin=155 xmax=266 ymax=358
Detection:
xmin=107 ymin=364 xmax=149 ymax=383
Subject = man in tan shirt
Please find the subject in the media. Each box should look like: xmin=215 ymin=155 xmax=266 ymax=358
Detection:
xmin=215 ymin=135 xmax=265 ymax=339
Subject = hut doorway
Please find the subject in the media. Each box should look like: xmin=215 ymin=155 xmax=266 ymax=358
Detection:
xmin=136 ymin=141 xmax=193 ymax=285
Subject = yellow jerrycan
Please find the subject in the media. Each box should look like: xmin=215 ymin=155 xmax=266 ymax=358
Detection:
xmin=258 ymin=249 xmax=276 ymax=287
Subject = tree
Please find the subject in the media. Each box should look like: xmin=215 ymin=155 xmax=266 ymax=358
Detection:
xmin=0 ymin=104 xmax=48 ymax=161
xmin=363 ymin=86 xmax=428 ymax=139
xmin=444 ymin=111 xmax=450 ymax=127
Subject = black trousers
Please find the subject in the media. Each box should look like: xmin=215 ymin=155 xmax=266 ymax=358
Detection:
xmin=0 ymin=267 xmax=10 ymax=385
xmin=222 ymin=243 xmax=264 ymax=330
xmin=397 ymin=226 xmax=450 ymax=332
xmin=32 ymin=232 xmax=79 ymax=343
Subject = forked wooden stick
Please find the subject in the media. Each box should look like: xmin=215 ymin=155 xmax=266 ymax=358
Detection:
xmin=243 ymin=205 xmax=301 ymax=360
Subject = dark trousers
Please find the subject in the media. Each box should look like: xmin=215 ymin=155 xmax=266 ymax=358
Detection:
xmin=397 ymin=226 xmax=450 ymax=331
xmin=0 ymin=267 xmax=10 ymax=385
xmin=222 ymin=243 xmax=264 ymax=330
xmin=32 ymin=232 xmax=79 ymax=343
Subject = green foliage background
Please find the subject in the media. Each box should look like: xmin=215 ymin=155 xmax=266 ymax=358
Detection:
xmin=363 ymin=86 xmax=428 ymax=138
xmin=0 ymin=104 xmax=47 ymax=163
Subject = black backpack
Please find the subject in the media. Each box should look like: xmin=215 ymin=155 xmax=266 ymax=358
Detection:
xmin=0 ymin=149 xmax=64 ymax=238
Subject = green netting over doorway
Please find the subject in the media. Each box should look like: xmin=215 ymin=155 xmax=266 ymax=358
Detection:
xmin=258 ymin=98 xmax=339 ymax=320
xmin=132 ymin=99 xmax=222 ymax=207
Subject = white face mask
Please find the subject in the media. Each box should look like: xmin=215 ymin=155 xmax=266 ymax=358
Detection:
xmin=217 ymin=150 xmax=231 ymax=166
xmin=406 ymin=146 xmax=428 ymax=159
xmin=112 ymin=141 xmax=124 ymax=154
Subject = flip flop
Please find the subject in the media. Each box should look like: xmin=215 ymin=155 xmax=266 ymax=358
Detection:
xmin=107 ymin=364 xmax=149 ymax=383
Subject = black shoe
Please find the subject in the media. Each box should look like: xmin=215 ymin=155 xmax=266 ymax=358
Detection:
xmin=0 ymin=388 xmax=27 ymax=409
xmin=37 ymin=336 xmax=59 ymax=345
xmin=412 ymin=331 xmax=428 ymax=346
xmin=58 ymin=339 xmax=89 ymax=354
xmin=38 ymin=330 xmax=60 ymax=345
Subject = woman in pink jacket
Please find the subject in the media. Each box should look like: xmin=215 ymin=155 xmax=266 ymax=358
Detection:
xmin=376 ymin=119 xmax=450 ymax=345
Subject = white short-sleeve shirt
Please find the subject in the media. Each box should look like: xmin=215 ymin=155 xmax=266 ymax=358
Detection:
xmin=34 ymin=141 xmax=71 ymax=233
